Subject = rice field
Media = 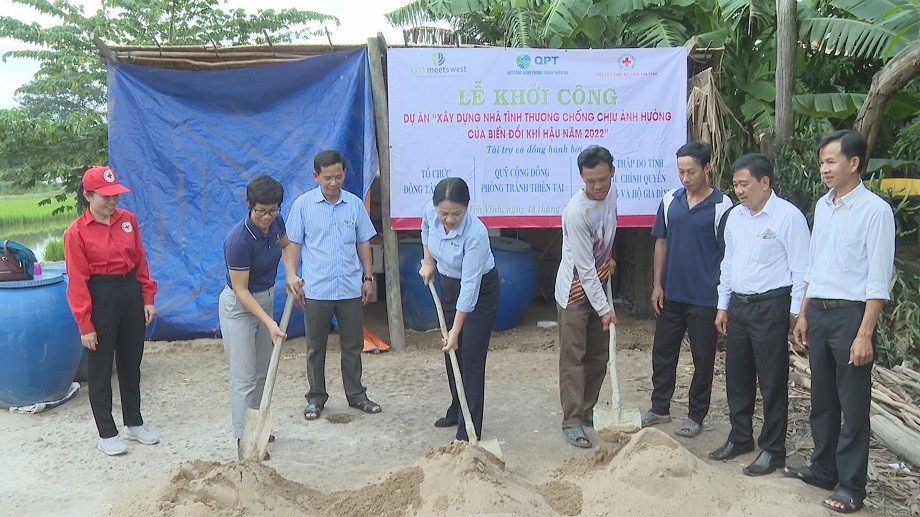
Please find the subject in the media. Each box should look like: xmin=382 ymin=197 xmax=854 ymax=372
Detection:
xmin=0 ymin=193 xmax=76 ymax=226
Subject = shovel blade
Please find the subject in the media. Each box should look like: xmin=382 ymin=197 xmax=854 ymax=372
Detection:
xmin=595 ymin=406 xmax=641 ymax=435
xmin=240 ymin=408 xmax=274 ymax=462
xmin=477 ymin=438 xmax=504 ymax=463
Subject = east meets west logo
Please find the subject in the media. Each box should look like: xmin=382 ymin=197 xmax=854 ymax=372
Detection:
xmin=408 ymin=52 xmax=468 ymax=74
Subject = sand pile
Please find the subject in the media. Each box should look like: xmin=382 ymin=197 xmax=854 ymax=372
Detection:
xmin=110 ymin=430 xmax=827 ymax=516
xmin=569 ymin=428 xmax=827 ymax=517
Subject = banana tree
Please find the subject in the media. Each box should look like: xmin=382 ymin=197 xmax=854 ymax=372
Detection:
xmin=800 ymin=0 xmax=920 ymax=155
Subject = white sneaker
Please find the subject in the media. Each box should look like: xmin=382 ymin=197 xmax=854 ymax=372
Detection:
xmin=98 ymin=436 xmax=127 ymax=456
xmin=124 ymin=425 xmax=160 ymax=445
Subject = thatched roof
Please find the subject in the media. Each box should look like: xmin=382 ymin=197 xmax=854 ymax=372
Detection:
xmin=95 ymin=38 xmax=366 ymax=71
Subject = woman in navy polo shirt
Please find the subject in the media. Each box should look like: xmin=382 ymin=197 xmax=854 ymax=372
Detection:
xmin=419 ymin=177 xmax=499 ymax=443
xmin=219 ymin=175 xmax=296 ymax=459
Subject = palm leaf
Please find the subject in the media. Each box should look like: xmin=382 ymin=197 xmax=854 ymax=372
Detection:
xmin=626 ymin=10 xmax=688 ymax=47
xmin=800 ymin=17 xmax=902 ymax=60
xmin=793 ymin=92 xmax=865 ymax=117
xmin=588 ymin=0 xmax=665 ymax=17
xmin=542 ymin=0 xmax=591 ymax=39
xmin=830 ymin=0 xmax=898 ymax=23
xmin=385 ymin=1 xmax=444 ymax=27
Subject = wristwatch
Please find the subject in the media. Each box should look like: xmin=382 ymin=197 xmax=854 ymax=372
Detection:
xmin=362 ymin=276 xmax=374 ymax=283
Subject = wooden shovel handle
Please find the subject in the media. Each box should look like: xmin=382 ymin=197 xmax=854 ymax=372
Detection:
xmin=426 ymin=269 xmax=480 ymax=446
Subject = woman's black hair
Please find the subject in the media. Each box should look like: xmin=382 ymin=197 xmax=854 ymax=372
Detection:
xmin=76 ymin=182 xmax=89 ymax=214
xmin=432 ymin=177 xmax=470 ymax=207
xmin=246 ymin=174 xmax=284 ymax=207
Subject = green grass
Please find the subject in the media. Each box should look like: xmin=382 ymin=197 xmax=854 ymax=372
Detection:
xmin=0 ymin=193 xmax=76 ymax=226
xmin=44 ymin=238 xmax=65 ymax=261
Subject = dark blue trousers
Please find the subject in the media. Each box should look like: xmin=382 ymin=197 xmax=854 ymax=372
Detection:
xmin=439 ymin=268 xmax=499 ymax=441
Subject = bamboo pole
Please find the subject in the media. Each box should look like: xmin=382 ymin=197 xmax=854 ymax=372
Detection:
xmin=367 ymin=34 xmax=406 ymax=351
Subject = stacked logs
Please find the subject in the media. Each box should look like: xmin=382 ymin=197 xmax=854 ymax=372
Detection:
xmin=790 ymin=347 xmax=920 ymax=467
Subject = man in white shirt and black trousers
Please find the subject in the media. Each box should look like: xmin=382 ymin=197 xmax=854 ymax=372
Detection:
xmin=788 ymin=129 xmax=895 ymax=514
xmin=709 ymin=153 xmax=810 ymax=477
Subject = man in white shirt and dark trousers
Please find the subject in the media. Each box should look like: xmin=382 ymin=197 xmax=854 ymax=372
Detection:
xmin=555 ymin=145 xmax=618 ymax=449
xmin=709 ymin=153 xmax=810 ymax=477
xmin=788 ymin=130 xmax=895 ymax=514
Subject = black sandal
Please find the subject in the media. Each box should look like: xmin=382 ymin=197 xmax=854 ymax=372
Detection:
xmin=303 ymin=403 xmax=323 ymax=421
xmin=782 ymin=466 xmax=836 ymax=490
xmin=822 ymin=489 xmax=864 ymax=514
xmin=349 ymin=399 xmax=382 ymax=414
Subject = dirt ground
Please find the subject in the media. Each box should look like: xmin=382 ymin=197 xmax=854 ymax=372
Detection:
xmin=0 ymin=301 xmax=880 ymax=516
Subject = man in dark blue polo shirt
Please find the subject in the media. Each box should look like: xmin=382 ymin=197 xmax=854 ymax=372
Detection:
xmin=644 ymin=142 xmax=733 ymax=438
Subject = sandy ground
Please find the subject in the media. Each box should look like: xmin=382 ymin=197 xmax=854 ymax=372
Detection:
xmin=0 ymin=302 xmax=864 ymax=516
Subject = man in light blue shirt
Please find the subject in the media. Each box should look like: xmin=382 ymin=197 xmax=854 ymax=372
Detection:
xmin=284 ymin=150 xmax=380 ymax=421
xmin=789 ymin=130 xmax=895 ymax=514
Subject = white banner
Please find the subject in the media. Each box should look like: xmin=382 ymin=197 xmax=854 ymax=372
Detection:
xmin=387 ymin=47 xmax=687 ymax=229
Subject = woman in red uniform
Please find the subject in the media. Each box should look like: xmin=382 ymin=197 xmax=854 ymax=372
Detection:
xmin=64 ymin=166 xmax=159 ymax=456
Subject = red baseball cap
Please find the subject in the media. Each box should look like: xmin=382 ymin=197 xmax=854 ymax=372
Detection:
xmin=82 ymin=166 xmax=130 ymax=196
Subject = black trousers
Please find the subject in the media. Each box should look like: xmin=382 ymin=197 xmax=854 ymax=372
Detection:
xmin=808 ymin=302 xmax=872 ymax=501
xmin=439 ymin=268 xmax=499 ymax=441
xmin=86 ymin=273 xmax=146 ymax=439
xmin=650 ymin=300 xmax=718 ymax=424
xmin=725 ymin=288 xmax=791 ymax=456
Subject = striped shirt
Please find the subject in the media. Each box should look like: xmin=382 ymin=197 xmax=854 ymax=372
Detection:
xmin=554 ymin=188 xmax=617 ymax=314
xmin=286 ymin=187 xmax=376 ymax=301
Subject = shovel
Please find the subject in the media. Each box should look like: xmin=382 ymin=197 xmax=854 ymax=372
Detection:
xmin=595 ymin=278 xmax=642 ymax=435
xmin=425 ymin=277 xmax=503 ymax=461
xmin=240 ymin=292 xmax=295 ymax=462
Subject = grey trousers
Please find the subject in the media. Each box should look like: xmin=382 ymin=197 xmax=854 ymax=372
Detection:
xmin=558 ymin=303 xmax=609 ymax=428
xmin=304 ymin=297 xmax=367 ymax=406
xmin=218 ymin=286 xmax=274 ymax=439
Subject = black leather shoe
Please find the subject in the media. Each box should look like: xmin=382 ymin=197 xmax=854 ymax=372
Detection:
xmin=434 ymin=417 xmax=458 ymax=428
xmin=707 ymin=439 xmax=755 ymax=461
xmin=743 ymin=450 xmax=785 ymax=476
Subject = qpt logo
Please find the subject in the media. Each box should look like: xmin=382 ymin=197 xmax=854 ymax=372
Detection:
xmin=431 ymin=52 xmax=445 ymax=66
xmin=619 ymin=54 xmax=636 ymax=69
xmin=515 ymin=54 xmax=531 ymax=69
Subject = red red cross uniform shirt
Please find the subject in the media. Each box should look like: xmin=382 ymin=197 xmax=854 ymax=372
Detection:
xmin=63 ymin=208 xmax=158 ymax=334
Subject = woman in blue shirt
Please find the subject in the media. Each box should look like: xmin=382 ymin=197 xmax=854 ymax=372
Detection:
xmin=219 ymin=175 xmax=296 ymax=459
xmin=419 ymin=177 xmax=499 ymax=442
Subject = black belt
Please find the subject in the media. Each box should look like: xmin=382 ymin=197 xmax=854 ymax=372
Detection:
xmin=731 ymin=286 xmax=791 ymax=305
xmin=89 ymin=270 xmax=136 ymax=285
xmin=810 ymin=298 xmax=864 ymax=311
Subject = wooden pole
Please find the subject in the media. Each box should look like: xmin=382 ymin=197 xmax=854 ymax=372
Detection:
xmin=367 ymin=34 xmax=406 ymax=351
xmin=774 ymin=0 xmax=797 ymax=148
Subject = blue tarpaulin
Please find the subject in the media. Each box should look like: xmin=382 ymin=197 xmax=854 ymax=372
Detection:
xmin=107 ymin=48 xmax=378 ymax=340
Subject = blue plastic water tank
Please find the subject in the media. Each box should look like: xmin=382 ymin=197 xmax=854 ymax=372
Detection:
xmin=398 ymin=239 xmax=440 ymax=331
xmin=0 ymin=272 xmax=82 ymax=407
xmin=398 ymin=237 xmax=537 ymax=332
xmin=490 ymin=237 xmax=537 ymax=331
xmin=41 ymin=263 xmax=88 ymax=382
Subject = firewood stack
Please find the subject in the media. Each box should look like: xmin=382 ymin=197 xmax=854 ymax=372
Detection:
xmin=789 ymin=346 xmax=920 ymax=468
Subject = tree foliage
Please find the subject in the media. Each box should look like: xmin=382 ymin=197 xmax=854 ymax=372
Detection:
xmin=0 ymin=0 xmax=338 ymax=200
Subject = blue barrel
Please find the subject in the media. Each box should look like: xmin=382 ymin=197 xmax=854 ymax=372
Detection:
xmin=490 ymin=237 xmax=538 ymax=331
xmin=398 ymin=239 xmax=439 ymax=331
xmin=39 ymin=263 xmax=88 ymax=381
xmin=0 ymin=272 xmax=82 ymax=407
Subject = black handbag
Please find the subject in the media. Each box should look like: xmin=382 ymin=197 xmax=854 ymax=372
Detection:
xmin=0 ymin=240 xmax=31 ymax=281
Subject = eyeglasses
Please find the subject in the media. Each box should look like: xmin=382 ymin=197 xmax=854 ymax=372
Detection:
xmin=252 ymin=208 xmax=280 ymax=217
